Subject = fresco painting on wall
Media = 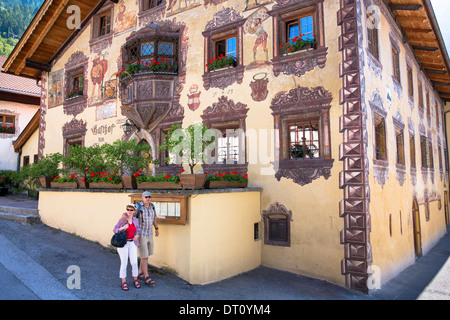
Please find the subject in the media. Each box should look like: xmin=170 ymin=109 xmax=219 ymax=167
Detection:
xmin=166 ymin=0 xmax=201 ymax=17
xmin=103 ymin=79 xmax=117 ymax=101
xmin=90 ymin=52 xmax=109 ymax=105
xmin=115 ymin=0 xmax=137 ymax=35
xmin=48 ymin=69 xmax=64 ymax=108
xmin=244 ymin=6 xmax=271 ymax=69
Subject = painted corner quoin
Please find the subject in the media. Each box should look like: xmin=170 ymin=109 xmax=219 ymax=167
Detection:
xmin=337 ymin=0 xmax=372 ymax=293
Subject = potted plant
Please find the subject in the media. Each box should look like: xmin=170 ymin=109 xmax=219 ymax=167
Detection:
xmin=15 ymin=164 xmax=41 ymax=198
xmin=206 ymin=171 xmax=248 ymax=188
xmin=159 ymin=123 xmax=213 ymax=189
xmin=136 ymin=172 xmax=181 ymax=189
xmin=33 ymin=153 xmax=62 ymax=188
xmin=103 ymin=139 xmax=152 ymax=189
xmin=62 ymin=144 xmax=106 ymax=188
xmin=50 ymin=174 xmax=78 ymax=188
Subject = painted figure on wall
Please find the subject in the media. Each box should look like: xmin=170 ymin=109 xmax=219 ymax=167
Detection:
xmin=90 ymin=53 xmax=109 ymax=105
xmin=48 ymin=69 xmax=64 ymax=108
xmin=244 ymin=7 xmax=270 ymax=69
xmin=115 ymin=0 xmax=137 ymax=35
xmin=249 ymin=18 xmax=268 ymax=61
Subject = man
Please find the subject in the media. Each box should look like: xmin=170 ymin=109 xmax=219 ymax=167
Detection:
xmin=136 ymin=191 xmax=159 ymax=285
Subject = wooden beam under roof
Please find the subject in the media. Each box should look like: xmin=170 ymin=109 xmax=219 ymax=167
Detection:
xmin=390 ymin=4 xmax=423 ymax=11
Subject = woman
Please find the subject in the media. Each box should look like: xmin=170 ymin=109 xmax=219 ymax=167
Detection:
xmin=113 ymin=204 xmax=141 ymax=291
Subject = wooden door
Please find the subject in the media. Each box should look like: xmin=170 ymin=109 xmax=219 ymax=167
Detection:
xmin=412 ymin=198 xmax=422 ymax=257
xmin=445 ymin=191 xmax=449 ymax=227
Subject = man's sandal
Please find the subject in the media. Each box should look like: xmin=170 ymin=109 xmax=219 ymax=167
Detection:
xmin=144 ymin=276 xmax=155 ymax=285
xmin=121 ymin=282 xmax=129 ymax=291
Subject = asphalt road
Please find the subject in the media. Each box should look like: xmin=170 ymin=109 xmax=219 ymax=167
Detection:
xmin=0 ymin=218 xmax=449 ymax=303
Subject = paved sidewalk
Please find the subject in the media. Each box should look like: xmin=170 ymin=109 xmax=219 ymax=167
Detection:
xmin=0 ymin=193 xmax=449 ymax=301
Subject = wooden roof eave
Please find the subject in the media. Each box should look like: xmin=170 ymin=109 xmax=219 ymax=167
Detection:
xmin=387 ymin=0 xmax=450 ymax=102
xmin=2 ymin=0 xmax=106 ymax=80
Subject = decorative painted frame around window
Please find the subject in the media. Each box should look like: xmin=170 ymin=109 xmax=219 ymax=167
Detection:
xmin=268 ymin=0 xmax=327 ymax=78
xmin=262 ymin=202 xmax=293 ymax=247
xmin=201 ymin=96 xmax=249 ymax=175
xmin=89 ymin=3 xmax=114 ymax=54
xmin=63 ymin=51 xmax=89 ymax=117
xmin=202 ymin=7 xmax=245 ymax=90
xmin=270 ymin=85 xmax=333 ymax=186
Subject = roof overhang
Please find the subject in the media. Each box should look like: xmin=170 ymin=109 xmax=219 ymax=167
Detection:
xmin=387 ymin=0 xmax=450 ymax=102
xmin=2 ymin=0 xmax=109 ymax=80
xmin=13 ymin=109 xmax=40 ymax=152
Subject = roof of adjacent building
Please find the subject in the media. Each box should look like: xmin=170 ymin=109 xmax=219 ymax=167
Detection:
xmin=0 ymin=55 xmax=40 ymax=96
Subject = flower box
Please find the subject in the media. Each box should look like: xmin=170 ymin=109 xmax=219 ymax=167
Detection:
xmin=180 ymin=174 xmax=207 ymax=190
xmin=89 ymin=182 xmax=123 ymax=189
xmin=137 ymin=181 xmax=182 ymax=189
xmin=50 ymin=182 xmax=77 ymax=189
xmin=206 ymin=181 xmax=248 ymax=189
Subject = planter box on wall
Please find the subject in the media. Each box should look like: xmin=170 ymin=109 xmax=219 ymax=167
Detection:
xmin=206 ymin=181 xmax=248 ymax=189
xmin=50 ymin=182 xmax=77 ymax=189
xmin=89 ymin=182 xmax=123 ymax=189
xmin=137 ymin=181 xmax=182 ymax=189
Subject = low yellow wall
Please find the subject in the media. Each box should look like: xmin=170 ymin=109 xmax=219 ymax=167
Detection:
xmin=38 ymin=189 xmax=261 ymax=285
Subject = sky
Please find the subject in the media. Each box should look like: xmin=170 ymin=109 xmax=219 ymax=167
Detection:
xmin=430 ymin=0 xmax=450 ymax=55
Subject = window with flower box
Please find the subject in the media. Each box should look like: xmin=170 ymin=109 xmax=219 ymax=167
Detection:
xmin=271 ymin=85 xmax=333 ymax=186
xmin=269 ymin=0 xmax=326 ymax=77
xmin=63 ymin=51 xmax=89 ymax=117
xmin=202 ymin=7 xmax=245 ymax=90
xmin=201 ymin=96 xmax=248 ymax=175
xmin=0 ymin=114 xmax=15 ymax=134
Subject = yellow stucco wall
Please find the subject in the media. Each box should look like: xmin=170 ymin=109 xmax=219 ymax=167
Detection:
xmin=38 ymin=189 xmax=261 ymax=285
xmin=361 ymin=1 xmax=448 ymax=285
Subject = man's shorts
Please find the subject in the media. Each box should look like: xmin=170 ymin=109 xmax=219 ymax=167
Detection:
xmin=138 ymin=236 xmax=154 ymax=258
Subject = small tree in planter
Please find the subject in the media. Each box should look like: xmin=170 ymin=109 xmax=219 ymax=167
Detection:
xmin=62 ymin=144 xmax=106 ymax=187
xmin=103 ymin=139 xmax=152 ymax=189
xmin=33 ymin=153 xmax=62 ymax=187
xmin=15 ymin=164 xmax=40 ymax=198
xmin=159 ymin=123 xmax=215 ymax=189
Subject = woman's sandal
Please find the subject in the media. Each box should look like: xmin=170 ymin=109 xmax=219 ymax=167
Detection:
xmin=121 ymin=282 xmax=129 ymax=291
xmin=134 ymin=279 xmax=141 ymax=288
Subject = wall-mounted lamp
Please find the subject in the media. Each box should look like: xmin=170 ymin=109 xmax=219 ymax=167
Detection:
xmin=122 ymin=118 xmax=140 ymax=133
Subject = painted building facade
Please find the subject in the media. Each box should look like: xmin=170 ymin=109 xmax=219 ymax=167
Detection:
xmin=3 ymin=0 xmax=450 ymax=293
